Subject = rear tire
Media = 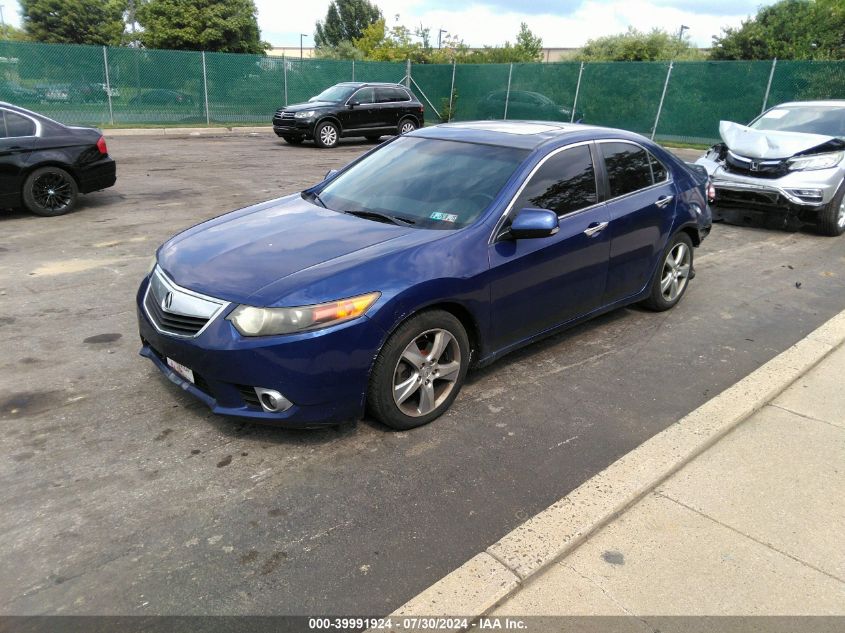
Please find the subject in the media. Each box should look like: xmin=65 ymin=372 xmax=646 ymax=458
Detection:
xmin=314 ymin=121 xmax=339 ymax=148
xmin=22 ymin=166 xmax=78 ymax=217
xmin=367 ymin=310 xmax=470 ymax=430
xmin=641 ymin=232 xmax=694 ymax=312
xmin=398 ymin=118 xmax=417 ymax=135
xmin=818 ymin=180 xmax=845 ymax=237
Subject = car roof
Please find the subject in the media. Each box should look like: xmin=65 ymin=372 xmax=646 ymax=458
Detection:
xmin=335 ymin=82 xmax=409 ymax=89
xmin=773 ymin=100 xmax=845 ymax=108
xmin=413 ymin=120 xmax=651 ymax=151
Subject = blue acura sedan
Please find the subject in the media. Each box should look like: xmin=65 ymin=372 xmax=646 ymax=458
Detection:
xmin=137 ymin=121 xmax=711 ymax=430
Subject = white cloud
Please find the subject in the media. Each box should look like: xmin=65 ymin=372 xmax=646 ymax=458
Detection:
xmin=3 ymin=0 xmax=775 ymax=48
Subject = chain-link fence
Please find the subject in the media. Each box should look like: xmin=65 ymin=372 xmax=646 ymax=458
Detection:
xmin=1 ymin=40 xmax=843 ymax=143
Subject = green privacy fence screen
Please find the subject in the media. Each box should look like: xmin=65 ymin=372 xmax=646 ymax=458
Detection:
xmin=1 ymin=40 xmax=843 ymax=143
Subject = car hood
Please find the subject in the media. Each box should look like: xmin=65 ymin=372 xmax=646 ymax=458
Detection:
xmin=719 ymin=121 xmax=840 ymax=159
xmin=284 ymin=101 xmax=336 ymax=112
xmin=157 ymin=195 xmax=418 ymax=305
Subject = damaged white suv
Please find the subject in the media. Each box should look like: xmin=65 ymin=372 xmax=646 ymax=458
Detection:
xmin=696 ymin=101 xmax=845 ymax=236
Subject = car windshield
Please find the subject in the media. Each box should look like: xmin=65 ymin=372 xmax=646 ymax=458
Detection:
xmin=750 ymin=105 xmax=845 ymax=138
xmin=315 ymin=136 xmax=529 ymax=230
xmin=309 ymin=85 xmax=355 ymax=103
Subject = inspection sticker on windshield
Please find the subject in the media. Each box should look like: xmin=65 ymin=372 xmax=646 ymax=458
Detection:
xmin=430 ymin=212 xmax=458 ymax=223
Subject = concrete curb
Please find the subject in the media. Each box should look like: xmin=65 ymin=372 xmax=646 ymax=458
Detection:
xmin=391 ymin=309 xmax=845 ymax=623
xmin=103 ymin=126 xmax=271 ymax=137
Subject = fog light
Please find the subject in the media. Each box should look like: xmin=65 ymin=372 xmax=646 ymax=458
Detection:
xmin=254 ymin=388 xmax=293 ymax=413
xmin=789 ymin=188 xmax=823 ymax=201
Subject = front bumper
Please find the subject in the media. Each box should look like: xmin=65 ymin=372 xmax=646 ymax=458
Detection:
xmin=136 ymin=277 xmax=384 ymax=426
xmin=272 ymin=118 xmax=313 ymax=138
xmin=699 ymin=158 xmax=841 ymax=216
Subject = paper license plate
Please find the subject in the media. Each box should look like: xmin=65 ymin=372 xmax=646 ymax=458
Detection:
xmin=166 ymin=357 xmax=194 ymax=384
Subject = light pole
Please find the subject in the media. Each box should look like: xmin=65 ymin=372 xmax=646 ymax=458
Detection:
xmin=300 ymin=33 xmax=308 ymax=59
xmin=438 ymin=29 xmax=448 ymax=49
xmin=677 ymin=25 xmax=689 ymax=42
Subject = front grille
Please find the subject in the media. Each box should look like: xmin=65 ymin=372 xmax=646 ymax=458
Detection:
xmin=715 ymin=188 xmax=782 ymax=207
xmin=724 ymin=152 xmax=787 ymax=179
xmin=144 ymin=291 xmax=208 ymax=336
xmin=280 ymin=112 xmax=295 ymax=119
xmin=236 ymin=385 xmax=262 ymax=409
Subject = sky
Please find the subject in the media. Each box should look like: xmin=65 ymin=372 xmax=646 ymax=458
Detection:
xmin=2 ymin=0 xmax=779 ymax=48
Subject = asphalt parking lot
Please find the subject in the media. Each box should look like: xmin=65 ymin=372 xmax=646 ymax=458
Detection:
xmin=3 ymin=133 xmax=845 ymax=616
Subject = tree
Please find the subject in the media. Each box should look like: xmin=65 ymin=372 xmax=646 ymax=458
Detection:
xmin=576 ymin=27 xmax=702 ymax=61
xmin=710 ymin=0 xmax=844 ymax=60
xmin=514 ymin=22 xmax=542 ymax=62
xmin=314 ymin=0 xmax=382 ymax=50
xmin=19 ymin=0 xmax=126 ymax=45
xmin=137 ymin=0 xmax=267 ymax=54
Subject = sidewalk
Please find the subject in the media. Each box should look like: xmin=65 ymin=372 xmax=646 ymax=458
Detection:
xmin=492 ymin=342 xmax=845 ymax=617
xmin=393 ymin=311 xmax=845 ymax=628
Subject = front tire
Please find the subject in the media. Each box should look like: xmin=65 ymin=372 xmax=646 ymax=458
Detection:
xmin=641 ymin=232 xmax=694 ymax=311
xmin=818 ymin=180 xmax=845 ymax=237
xmin=314 ymin=121 xmax=339 ymax=148
xmin=367 ymin=310 xmax=470 ymax=430
xmin=22 ymin=166 xmax=78 ymax=217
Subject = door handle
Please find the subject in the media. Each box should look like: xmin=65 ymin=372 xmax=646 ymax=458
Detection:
xmin=655 ymin=195 xmax=674 ymax=208
xmin=583 ymin=221 xmax=609 ymax=237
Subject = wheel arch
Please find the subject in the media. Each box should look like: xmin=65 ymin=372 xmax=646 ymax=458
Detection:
xmin=315 ymin=115 xmax=343 ymax=134
xmin=399 ymin=114 xmax=421 ymax=129
xmin=21 ymin=160 xmax=80 ymax=191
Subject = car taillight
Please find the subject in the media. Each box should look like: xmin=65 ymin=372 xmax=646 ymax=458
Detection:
xmin=96 ymin=136 xmax=108 ymax=155
xmin=706 ymin=180 xmax=716 ymax=203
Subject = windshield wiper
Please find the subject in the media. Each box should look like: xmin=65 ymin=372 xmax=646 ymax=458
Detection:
xmin=303 ymin=190 xmax=327 ymax=208
xmin=343 ymin=210 xmax=416 ymax=226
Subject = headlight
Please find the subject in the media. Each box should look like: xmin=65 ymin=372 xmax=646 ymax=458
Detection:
xmin=294 ymin=110 xmax=316 ymax=119
xmin=227 ymin=292 xmax=380 ymax=336
xmin=787 ymin=151 xmax=844 ymax=171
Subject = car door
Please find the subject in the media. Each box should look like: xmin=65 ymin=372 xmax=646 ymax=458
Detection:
xmin=342 ymin=87 xmax=377 ymax=131
xmin=0 ymin=109 xmax=37 ymax=206
xmin=597 ymin=140 xmax=677 ymax=305
xmin=488 ymin=142 xmax=611 ymax=349
xmin=373 ymin=87 xmax=398 ymax=129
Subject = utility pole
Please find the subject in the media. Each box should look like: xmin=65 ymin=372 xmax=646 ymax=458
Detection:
xmin=0 ymin=6 xmax=6 ymax=39
xmin=300 ymin=34 xmax=307 ymax=59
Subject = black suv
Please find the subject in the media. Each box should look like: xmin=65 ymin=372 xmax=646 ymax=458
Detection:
xmin=272 ymin=82 xmax=424 ymax=148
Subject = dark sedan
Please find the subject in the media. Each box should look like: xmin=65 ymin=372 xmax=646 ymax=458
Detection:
xmin=0 ymin=103 xmax=116 ymax=216
xmin=138 ymin=121 xmax=711 ymax=430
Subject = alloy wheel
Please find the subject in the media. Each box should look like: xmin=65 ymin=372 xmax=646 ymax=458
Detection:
xmin=392 ymin=329 xmax=461 ymax=417
xmin=32 ymin=172 xmax=72 ymax=212
xmin=838 ymin=197 xmax=845 ymax=229
xmin=400 ymin=121 xmax=416 ymax=134
xmin=660 ymin=242 xmax=691 ymax=302
xmin=319 ymin=125 xmax=337 ymax=146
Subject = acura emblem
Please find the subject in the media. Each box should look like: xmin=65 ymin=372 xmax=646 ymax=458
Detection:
xmin=162 ymin=291 xmax=174 ymax=310
xmin=750 ymin=160 xmax=759 ymax=171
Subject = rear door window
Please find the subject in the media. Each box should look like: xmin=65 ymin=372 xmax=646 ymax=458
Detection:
xmin=511 ymin=145 xmax=598 ymax=217
xmin=2 ymin=111 xmax=36 ymax=137
xmin=375 ymin=88 xmax=393 ymax=103
xmin=600 ymin=142 xmax=654 ymax=198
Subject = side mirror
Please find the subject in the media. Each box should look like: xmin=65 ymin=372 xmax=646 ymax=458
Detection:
xmin=508 ymin=208 xmax=559 ymax=239
xmin=324 ymin=169 xmax=338 ymax=181
xmin=347 ymin=100 xmax=359 ymax=109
